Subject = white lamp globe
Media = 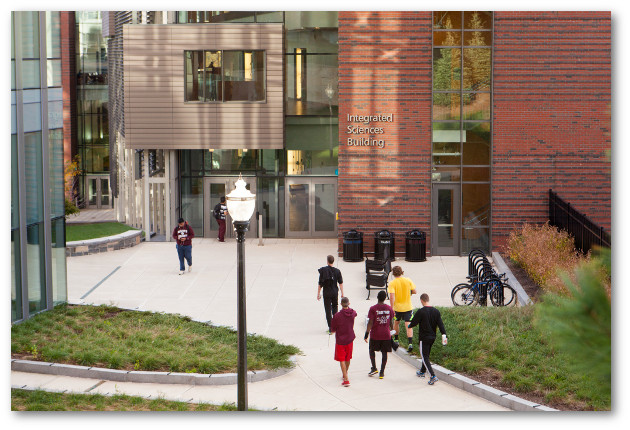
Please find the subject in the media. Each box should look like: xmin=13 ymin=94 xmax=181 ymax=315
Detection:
xmin=226 ymin=174 xmax=256 ymax=222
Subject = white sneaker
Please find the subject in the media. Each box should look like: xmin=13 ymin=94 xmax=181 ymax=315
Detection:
xmin=188 ymin=266 xmax=192 ymax=272
xmin=179 ymin=271 xmax=185 ymax=275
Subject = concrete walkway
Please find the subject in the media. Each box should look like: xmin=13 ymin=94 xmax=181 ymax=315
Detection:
xmin=12 ymin=238 xmax=508 ymax=411
xmin=66 ymin=208 xmax=117 ymax=224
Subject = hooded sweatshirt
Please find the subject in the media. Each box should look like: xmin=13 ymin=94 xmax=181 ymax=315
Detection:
xmin=172 ymin=223 xmax=195 ymax=246
xmin=330 ymin=307 xmax=357 ymax=346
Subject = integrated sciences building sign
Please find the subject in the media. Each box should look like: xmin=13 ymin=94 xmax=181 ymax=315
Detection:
xmin=346 ymin=114 xmax=393 ymax=149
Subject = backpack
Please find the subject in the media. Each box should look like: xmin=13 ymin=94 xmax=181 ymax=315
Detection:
xmin=213 ymin=203 xmax=222 ymax=220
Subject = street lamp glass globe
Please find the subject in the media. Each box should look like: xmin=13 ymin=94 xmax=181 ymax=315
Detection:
xmin=226 ymin=174 xmax=256 ymax=222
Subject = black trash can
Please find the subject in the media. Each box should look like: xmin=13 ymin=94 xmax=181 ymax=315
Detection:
xmin=342 ymin=230 xmax=364 ymax=262
xmin=405 ymin=230 xmax=427 ymax=262
xmin=374 ymin=230 xmax=395 ymax=261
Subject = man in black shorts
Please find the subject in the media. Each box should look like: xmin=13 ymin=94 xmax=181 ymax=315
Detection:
xmin=317 ymin=255 xmax=344 ymax=333
xmin=364 ymin=290 xmax=395 ymax=379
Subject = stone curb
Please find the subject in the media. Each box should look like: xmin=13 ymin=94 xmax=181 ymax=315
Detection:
xmin=393 ymin=349 xmax=558 ymax=411
xmin=66 ymin=229 xmax=142 ymax=247
xmin=11 ymin=355 xmax=297 ymax=386
xmin=492 ymin=252 xmax=533 ymax=306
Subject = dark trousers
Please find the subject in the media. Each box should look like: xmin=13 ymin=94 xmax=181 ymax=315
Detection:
xmin=217 ymin=219 xmax=226 ymax=241
xmin=369 ymin=348 xmax=388 ymax=372
xmin=419 ymin=338 xmax=436 ymax=377
xmin=323 ymin=295 xmax=338 ymax=329
xmin=176 ymin=244 xmax=192 ymax=271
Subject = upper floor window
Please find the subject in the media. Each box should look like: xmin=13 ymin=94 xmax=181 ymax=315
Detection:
xmin=185 ymin=50 xmax=265 ymax=102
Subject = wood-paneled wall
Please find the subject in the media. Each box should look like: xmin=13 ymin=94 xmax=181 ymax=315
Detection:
xmin=123 ymin=23 xmax=284 ymax=150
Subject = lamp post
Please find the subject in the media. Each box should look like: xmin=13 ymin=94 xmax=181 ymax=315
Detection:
xmin=226 ymin=173 xmax=256 ymax=411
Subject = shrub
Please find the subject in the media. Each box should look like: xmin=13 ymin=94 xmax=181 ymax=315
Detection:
xmin=65 ymin=198 xmax=80 ymax=217
xmin=506 ymin=222 xmax=586 ymax=295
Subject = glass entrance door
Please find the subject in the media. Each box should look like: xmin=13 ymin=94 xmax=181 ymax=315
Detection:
xmin=85 ymin=175 xmax=112 ymax=209
xmin=285 ymin=177 xmax=337 ymax=238
xmin=431 ymin=184 xmax=461 ymax=255
xmin=203 ymin=177 xmax=257 ymax=239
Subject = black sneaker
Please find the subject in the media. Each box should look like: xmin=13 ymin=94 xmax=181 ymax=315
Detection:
xmin=379 ymin=371 xmax=384 ymax=379
xmin=368 ymin=368 xmax=378 ymax=377
xmin=392 ymin=341 xmax=399 ymax=352
xmin=407 ymin=344 xmax=413 ymax=353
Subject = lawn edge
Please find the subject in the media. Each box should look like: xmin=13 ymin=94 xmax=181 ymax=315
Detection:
xmin=11 ymin=355 xmax=298 ymax=386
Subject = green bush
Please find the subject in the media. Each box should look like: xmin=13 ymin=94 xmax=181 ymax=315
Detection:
xmin=65 ymin=198 xmax=80 ymax=217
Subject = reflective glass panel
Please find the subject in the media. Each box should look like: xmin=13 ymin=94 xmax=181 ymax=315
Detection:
xmin=24 ymin=132 xmax=43 ymax=224
xmin=12 ymin=135 xmax=19 ymax=230
xmin=286 ymin=28 xmax=338 ymax=54
xmin=51 ymin=217 xmax=67 ymax=305
xmin=257 ymin=177 xmax=284 ymax=237
xmin=181 ymin=178 xmax=204 ymax=236
xmin=22 ymin=60 xmax=41 ymax=89
xmin=462 ymin=227 xmax=490 ymax=254
xmin=204 ymin=51 xmax=222 ymax=101
xmin=462 ymin=167 xmax=491 ymax=182
xmin=433 ymin=93 xmax=460 ymax=120
xmin=286 ymin=54 xmax=338 ymax=115
xmin=437 ymin=188 xmax=455 ymax=248
xmin=315 ymin=184 xmax=336 ymax=232
xmin=433 ymin=49 xmax=461 ymax=90
xmin=88 ymin=178 xmax=97 ymax=205
xmin=433 ymin=31 xmax=461 ymax=47
xmin=432 ymin=122 xmax=460 ymax=143
xmin=49 ymin=129 xmax=65 ymax=218
xmin=27 ymin=223 xmax=46 ymax=314
xmin=100 ymin=178 xmax=110 ymax=206
xmin=223 ymin=51 xmax=265 ymax=101
xmin=462 ymin=92 xmax=491 ymax=121
xmin=463 ymin=122 xmax=491 ymax=165
xmin=462 ymin=184 xmax=490 ymax=226
xmin=185 ymin=51 xmax=204 ymax=101
xmin=464 ymin=31 xmax=492 ymax=47
xmin=46 ymin=11 xmax=61 ymax=58
xmin=464 ymin=11 xmax=492 ymax=30
xmin=20 ymin=11 xmax=40 ymax=59
xmin=434 ymin=11 xmax=462 ymax=29
xmin=463 ymin=48 xmax=491 ymax=91
xmin=11 ymin=229 xmax=22 ymax=322
xmin=432 ymin=166 xmax=461 ymax=182
xmin=285 ymin=12 xmax=338 ymax=31
xmin=288 ymin=184 xmax=309 ymax=232
xmin=207 ymin=183 xmax=226 ymax=235
xmin=207 ymin=150 xmax=257 ymax=173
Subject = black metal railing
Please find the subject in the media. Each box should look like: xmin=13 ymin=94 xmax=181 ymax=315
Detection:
xmin=548 ymin=189 xmax=611 ymax=254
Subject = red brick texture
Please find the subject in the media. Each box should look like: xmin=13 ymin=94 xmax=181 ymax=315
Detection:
xmin=338 ymin=11 xmax=433 ymax=258
xmin=60 ymin=11 xmax=77 ymax=195
xmin=492 ymin=11 xmax=611 ymax=250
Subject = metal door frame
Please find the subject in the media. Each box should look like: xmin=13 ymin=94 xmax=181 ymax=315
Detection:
xmin=431 ymin=183 xmax=461 ymax=256
xmin=85 ymin=175 xmax=112 ymax=209
xmin=203 ymin=176 xmax=257 ymax=239
xmin=285 ymin=177 xmax=337 ymax=238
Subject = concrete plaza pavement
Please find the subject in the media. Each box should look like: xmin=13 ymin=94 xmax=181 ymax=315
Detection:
xmin=13 ymin=238 xmax=508 ymax=411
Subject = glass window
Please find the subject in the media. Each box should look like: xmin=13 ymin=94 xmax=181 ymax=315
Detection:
xmin=315 ymin=184 xmax=336 ymax=232
xmin=223 ymin=51 xmax=265 ymax=101
xmin=22 ymin=60 xmax=41 ymax=89
xmin=46 ymin=11 xmax=61 ymax=58
xmin=464 ymin=31 xmax=492 ymax=47
xmin=462 ymin=167 xmax=491 ymax=182
xmin=12 ymin=135 xmax=20 ymax=230
xmin=47 ymin=59 xmax=62 ymax=87
xmin=463 ymin=122 xmax=491 ymax=165
xmin=185 ymin=51 xmax=204 ymax=102
xmin=433 ymin=11 xmax=462 ymax=30
xmin=285 ymin=12 xmax=338 ymax=31
xmin=206 ymin=149 xmax=257 ymax=173
xmin=286 ymin=28 xmax=338 ymax=54
xmin=20 ymin=11 xmax=40 ymax=59
xmin=433 ymin=49 xmax=460 ymax=90
xmin=464 ymin=11 xmax=492 ymax=30
xmin=462 ymin=93 xmax=491 ymax=121
xmin=462 ymin=227 xmax=490 ymax=254
xmin=257 ymin=177 xmax=285 ymax=238
xmin=26 ymin=223 xmax=47 ymax=314
xmin=433 ymin=93 xmax=460 ymax=120
xmin=462 ymin=184 xmax=491 ymax=226
xmin=433 ymin=31 xmax=461 ymax=47
xmin=463 ymin=48 xmax=491 ymax=91
xmin=258 ymin=149 xmax=284 ymax=175
xmin=49 ymin=129 xmax=65 ymax=218
xmin=11 ymin=229 xmax=22 ymax=322
xmin=432 ymin=166 xmax=460 ymax=182
xmin=205 ymin=51 xmax=222 ymax=102
xmin=432 ymin=121 xmax=460 ymax=143
xmin=286 ymin=54 xmax=338 ymax=115
xmin=24 ymin=132 xmax=44 ymax=225
xmin=181 ymin=177 xmax=204 ymax=236
xmin=51 ymin=217 xmax=67 ymax=305
xmin=256 ymin=11 xmax=284 ymax=23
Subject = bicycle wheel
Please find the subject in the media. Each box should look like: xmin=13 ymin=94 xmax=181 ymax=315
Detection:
xmin=452 ymin=285 xmax=478 ymax=306
xmin=451 ymin=283 xmax=471 ymax=301
xmin=490 ymin=284 xmax=517 ymax=307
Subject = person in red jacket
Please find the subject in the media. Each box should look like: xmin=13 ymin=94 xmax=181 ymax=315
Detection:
xmin=172 ymin=217 xmax=195 ymax=275
xmin=330 ymin=296 xmax=357 ymax=387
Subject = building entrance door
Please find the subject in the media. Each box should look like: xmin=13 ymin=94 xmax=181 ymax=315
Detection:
xmin=285 ymin=177 xmax=337 ymax=238
xmin=203 ymin=177 xmax=257 ymax=239
xmin=85 ymin=175 xmax=111 ymax=209
xmin=431 ymin=184 xmax=461 ymax=255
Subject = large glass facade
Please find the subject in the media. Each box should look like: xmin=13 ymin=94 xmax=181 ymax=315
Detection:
xmin=11 ymin=11 xmax=67 ymax=322
xmin=76 ymin=11 xmax=110 ymax=205
xmin=432 ymin=11 xmax=492 ymax=254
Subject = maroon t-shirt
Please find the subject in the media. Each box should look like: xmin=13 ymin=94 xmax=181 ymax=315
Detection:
xmin=368 ymin=303 xmax=394 ymax=341
xmin=330 ymin=308 xmax=357 ymax=346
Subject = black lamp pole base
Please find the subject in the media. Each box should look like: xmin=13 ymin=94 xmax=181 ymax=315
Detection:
xmin=234 ymin=220 xmax=250 ymax=411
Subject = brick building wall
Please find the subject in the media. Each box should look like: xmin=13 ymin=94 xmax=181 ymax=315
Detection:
xmin=338 ymin=11 xmax=433 ymax=257
xmin=492 ymin=11 xmax=611 ymax=250
xmin=60 ymin=11 xmax=77 ymax=194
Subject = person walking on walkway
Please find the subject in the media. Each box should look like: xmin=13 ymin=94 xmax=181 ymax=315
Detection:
xmin=214 ymin=196 xmax=228 ymax=242
xmin=408 ymin=293 xmax=447 ymax=385
xmin=317 ymin=255 xmax=345 ymax=333
xmin=172 ymin=217 xmax=195 ymax=275
xmin=365 ymin=290 xmax=394 ymax=379
xmin=387 ymin=265 xmax=417 ymax=352
xmin=330 ymin=296 xmax=357 ymax=387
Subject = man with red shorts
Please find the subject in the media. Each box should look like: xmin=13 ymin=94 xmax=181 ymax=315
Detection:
xmin=330 ymin=296 xmax=357 ymax=387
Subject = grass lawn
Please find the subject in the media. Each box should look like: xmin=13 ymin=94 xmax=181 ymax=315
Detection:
xmin=401 ymin=306 xmax=610 ymax=411
xmin=66 ymin=222 xmax=140 ymax=242
xmin=11 ymin=389 xmax=243 ymax=411
xmin=12 ymin=304 xmax=300 ymax=374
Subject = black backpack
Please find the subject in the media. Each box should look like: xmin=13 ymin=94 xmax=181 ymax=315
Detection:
xmin=213 ymin=203 xmax=221 ymax=220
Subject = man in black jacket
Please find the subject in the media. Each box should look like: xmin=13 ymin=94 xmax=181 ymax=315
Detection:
xmin=317 ymin=255 xmax=345 ymax=333
xmin=408 ymin=293 xmax=447 ymax=385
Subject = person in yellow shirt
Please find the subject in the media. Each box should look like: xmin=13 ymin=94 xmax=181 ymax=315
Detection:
xmin=387 ymin=266 xmax=417 ymax=353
